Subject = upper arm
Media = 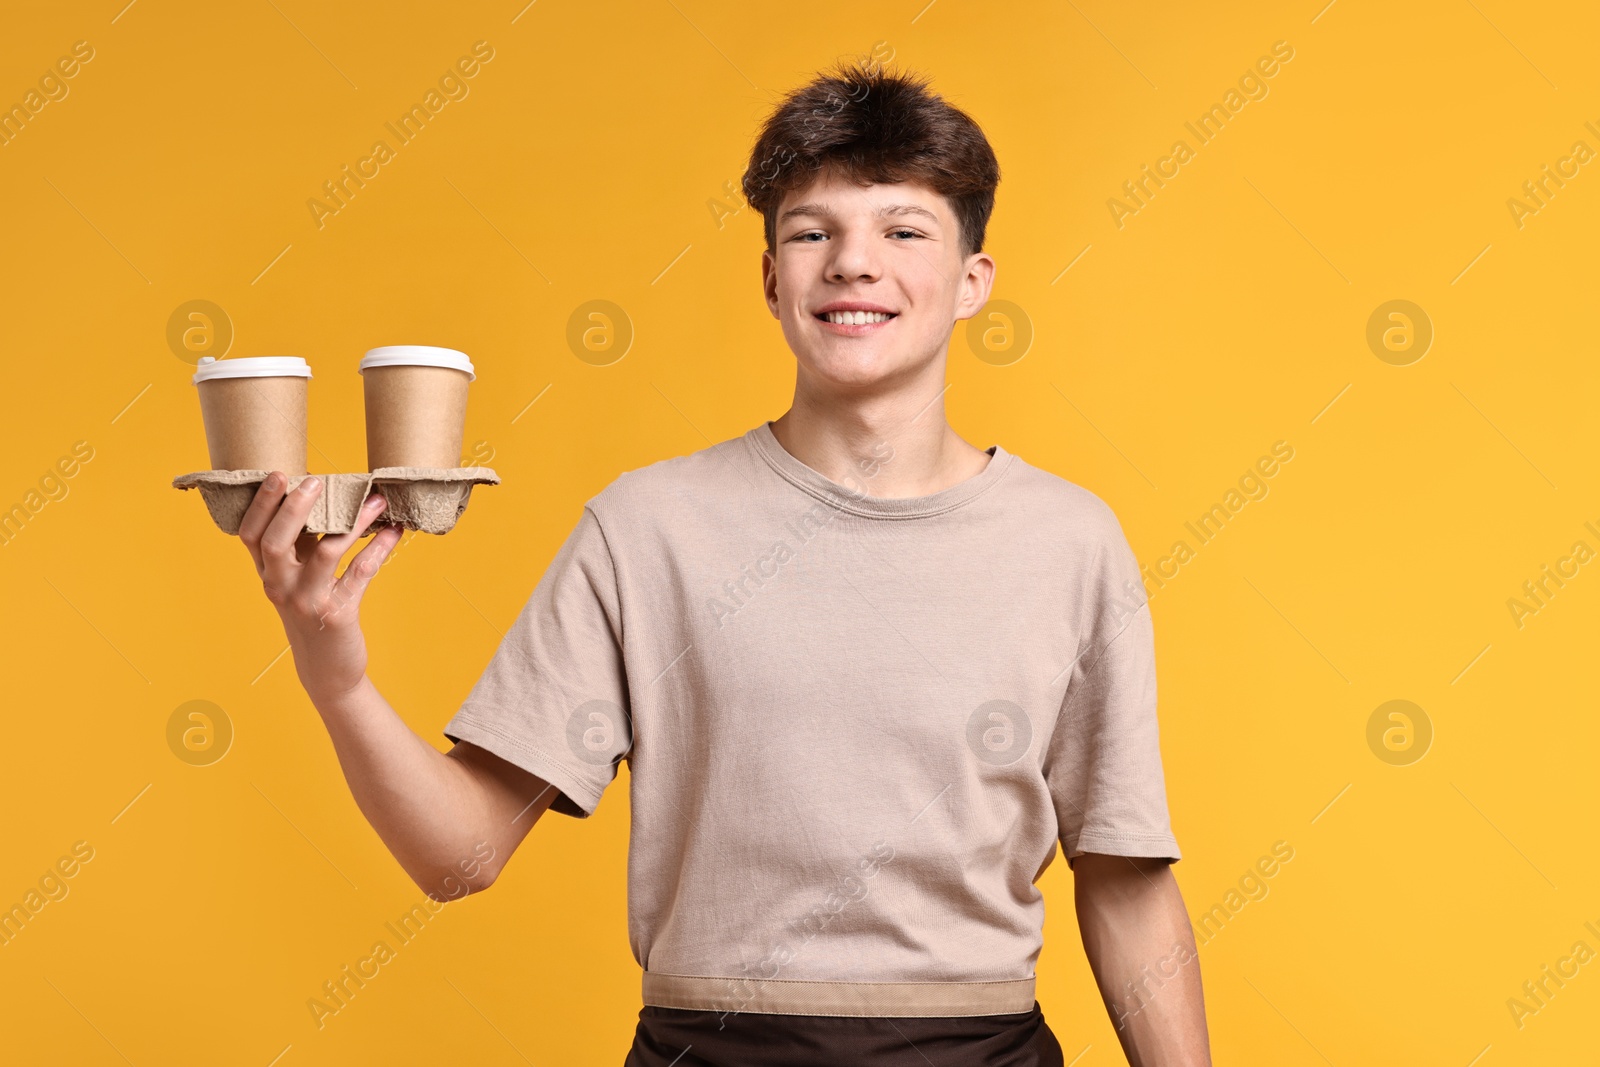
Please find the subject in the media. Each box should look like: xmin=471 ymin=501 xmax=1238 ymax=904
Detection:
xmin=439 ymin=505 xmax=633 ymax=824
xmin=1072 ymin=852 xmax=1186 ymax=952
xmin=1044 ymin=522 xmax=1182 ymax=869
xmin=1072 ymin=852 xmax=1174 ymax=896
xmin=445 ymin=740 xmax=562 ymax=888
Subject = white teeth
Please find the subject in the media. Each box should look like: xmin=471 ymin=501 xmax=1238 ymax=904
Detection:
xmin=823 ymin=311 xmax=892 ymax=324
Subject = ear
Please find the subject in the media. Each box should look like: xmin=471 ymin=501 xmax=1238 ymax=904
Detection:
xmin=761 ymin=249 xmax=780 ymax=319
xmin=953 ymin=251 xmax=997 ymax=322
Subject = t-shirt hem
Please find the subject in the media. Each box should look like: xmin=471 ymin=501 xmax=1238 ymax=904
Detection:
xmin=641 ymin=970 xmax=1039 ymax=1017
xmin=1064 ymin=829 xmax=1182 ymax=869
xmin=442 ymin=710 xmax=608 ymax=818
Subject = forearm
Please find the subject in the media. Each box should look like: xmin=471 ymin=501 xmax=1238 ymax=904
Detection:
xmin=238 ymin=479 xmax=501 ymax=896
xmin=313 ymin=673 xmax=491 ymax=897
xmin=1075 ymin=856 xmax=1211 ymax=1066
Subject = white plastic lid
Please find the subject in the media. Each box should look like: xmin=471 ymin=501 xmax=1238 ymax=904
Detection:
xmin=192 ymin=356 xmax=312 ymax=385
xmin=359 ymin=345 xmax=475 ymax=382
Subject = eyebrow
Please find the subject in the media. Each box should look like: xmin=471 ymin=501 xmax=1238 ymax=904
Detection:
xmin=777 ymin=202 xmax=941 ymax=227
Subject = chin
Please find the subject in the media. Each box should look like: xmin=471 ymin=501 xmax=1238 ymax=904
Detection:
xmin=796 ymin=349 xmax=911 ymax=390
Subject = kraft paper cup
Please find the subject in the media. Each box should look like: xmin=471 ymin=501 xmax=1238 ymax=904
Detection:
xmin=191 ymin=356 xmax=312 ymax=474
xmin=359 ymin=346 xmax=475 ymax=470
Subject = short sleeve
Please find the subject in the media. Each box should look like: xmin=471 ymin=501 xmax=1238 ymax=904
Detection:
xmin=1042 ymin=521 xmax=1181 ymax=870
xmin=442 ymin=505 xmax=632 ymax=819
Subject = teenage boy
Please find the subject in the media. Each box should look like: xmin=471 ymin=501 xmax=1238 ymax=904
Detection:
xmin=238 ymin=60 xmax=1211 ymax=1067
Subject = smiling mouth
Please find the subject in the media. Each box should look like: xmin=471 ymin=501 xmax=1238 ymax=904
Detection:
xmin=815 ymin=311 xmax=898 ymax=326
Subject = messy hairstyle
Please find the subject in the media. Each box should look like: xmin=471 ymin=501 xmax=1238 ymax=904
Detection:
xmin=741 ymin=58 xmax=1001 ymax=260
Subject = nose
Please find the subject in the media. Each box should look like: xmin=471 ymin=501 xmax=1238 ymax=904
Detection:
xmin=825 ymin=224 xmax=880 ymax=283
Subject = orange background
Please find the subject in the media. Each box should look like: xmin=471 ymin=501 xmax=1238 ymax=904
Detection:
xmin=2 ymin=1 xmax=1597 ymax=1063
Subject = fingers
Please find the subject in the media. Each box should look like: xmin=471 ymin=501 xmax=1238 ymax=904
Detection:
xmin=294 ymin=529 xmax=320 ymax=565
xmin=259 ymin=475 xmax=323 ymax=569
xmin=238 ymin=472 xmax=289 ymax=573
xmin=304 ymin=493 xmax=390 ymax=588
xmin=322 ymin=524 xmax=402 ymax=626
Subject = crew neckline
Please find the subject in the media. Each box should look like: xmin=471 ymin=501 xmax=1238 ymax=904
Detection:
xmin=746 ymin=420 xmax=1015 ymax=520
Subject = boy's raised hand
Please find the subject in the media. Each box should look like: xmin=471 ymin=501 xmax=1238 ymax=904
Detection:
xmin=238 ymin=472 xmax=403 ymax=706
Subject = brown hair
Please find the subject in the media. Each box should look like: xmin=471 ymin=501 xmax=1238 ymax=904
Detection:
xmin=741 ymin=58 xmax=1001 ymax=260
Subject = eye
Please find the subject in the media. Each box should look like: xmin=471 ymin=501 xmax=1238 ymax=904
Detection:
xmin=890 ymin=229 xmax=923 ymax=240
xmin=793 ymin=231 xmax=826 ymax=242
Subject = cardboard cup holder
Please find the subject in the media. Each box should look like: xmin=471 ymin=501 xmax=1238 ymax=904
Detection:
xmin=172 ymin=467 xmax=499 ymax=535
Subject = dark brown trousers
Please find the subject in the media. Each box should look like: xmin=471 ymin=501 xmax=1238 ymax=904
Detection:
xmin=624 ymin=1001 xmax=1066 ymax=1066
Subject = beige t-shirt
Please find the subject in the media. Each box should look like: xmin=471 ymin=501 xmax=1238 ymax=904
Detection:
xmin=443 ymin=420 xmax=1180 ymax=990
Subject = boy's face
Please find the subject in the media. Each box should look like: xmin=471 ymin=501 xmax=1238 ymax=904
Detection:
xmin=762 ymin=169 xmax=995 ymax=397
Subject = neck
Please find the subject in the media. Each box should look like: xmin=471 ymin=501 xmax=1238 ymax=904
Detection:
xmin=770 ymin=364 xmax=991 ymax=499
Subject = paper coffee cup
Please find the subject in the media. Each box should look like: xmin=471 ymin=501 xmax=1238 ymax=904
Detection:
xmin=359 ymin=346 xmax=475 ymax=470
xmin=191 ymin=356 xmax=312 ymax=474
